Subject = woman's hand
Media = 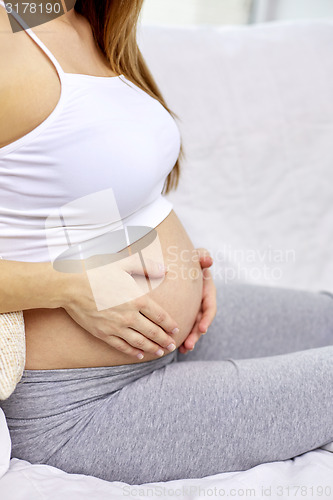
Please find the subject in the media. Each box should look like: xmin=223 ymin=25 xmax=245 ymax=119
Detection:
xmin=62 ymin=254 xmax=179 ymax=360
xmin=178 ymin=248 xmax=217 ymax=354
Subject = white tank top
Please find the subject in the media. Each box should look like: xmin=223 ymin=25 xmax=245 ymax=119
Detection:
xmin=0 ymin=1 xmax=181 ymax=265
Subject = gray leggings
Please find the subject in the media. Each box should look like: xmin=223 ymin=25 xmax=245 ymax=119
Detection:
xmin=1 ymin=283 xmax=333 ymax=485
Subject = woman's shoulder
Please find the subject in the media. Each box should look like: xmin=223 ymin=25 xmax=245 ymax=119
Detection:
xmin=0 ymin=8 xmax=60 ymax=151
xmin=0 ymin=5 xmax=23 ymax=51
xmin=0 ymin=6 xmax=17 ymax=62
xmin=0 ymin=9 xmax=22 ymax=148
xmin=0 ymin=7 xmax=24 ymax=94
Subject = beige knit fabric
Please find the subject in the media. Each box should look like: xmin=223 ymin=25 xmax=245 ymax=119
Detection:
xmin=0 ymin=310 xmax=26 ymax=400
xmin=0 ymin=256 xmax=26 ymax=400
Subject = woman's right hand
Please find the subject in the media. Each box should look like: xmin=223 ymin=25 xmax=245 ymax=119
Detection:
xmin=62 ymin=253 xmax=179 ymax=360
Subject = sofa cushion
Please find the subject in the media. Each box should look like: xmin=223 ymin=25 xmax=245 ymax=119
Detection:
xmin=0 ymin=408 xmax=11 ymax=478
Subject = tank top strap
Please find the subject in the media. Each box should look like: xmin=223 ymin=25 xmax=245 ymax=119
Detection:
xmin=0 ymin=0 xmax=65 ymax=78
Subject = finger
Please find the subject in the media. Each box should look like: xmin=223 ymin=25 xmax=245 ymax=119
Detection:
xmin=196 ymin=248 xmax=213 ymax=267
xmin=199 ymin=255 xmax=213 ymax=268
xmin=142 ymin=257 xmax=168 ymax=279
xmin=102 ymin=334 xmax=146 ymax=360
xmin=178 ymin=343 xmax=189 ymax=355
xmin=123 ymin=254 xmax=168 ymax=279
xmin=184 ymin=330 xmax=201 ymax=350
xmin=199 ymin=296 xmax=217 ymax=333
xmin=199 ymin=297 xmax=216 ymax=332
xmin=128 ymin=313 xmax=177 ymax=355
xmin=198 ymin=269 xmax=216 ymax=332
xmin=184 ymin=323 xmax=203 ymax=350
xmin=137 ymin=296 xmax=179 ymax=336
xmin=203 ymin=267 xmax=214 ymax=281
xmin=182 ymin=310 xmax=203 ymax=350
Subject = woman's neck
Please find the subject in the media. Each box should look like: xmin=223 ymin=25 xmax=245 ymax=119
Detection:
xmin=58 ymin=2 xmax=78 ymax=28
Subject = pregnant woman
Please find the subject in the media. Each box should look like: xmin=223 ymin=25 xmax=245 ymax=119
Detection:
xmin=0 ymin=0 xmax=332 ymax=485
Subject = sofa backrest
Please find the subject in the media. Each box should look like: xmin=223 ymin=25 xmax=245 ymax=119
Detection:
xmin=138 ymin=20 xmax=333 ymax=291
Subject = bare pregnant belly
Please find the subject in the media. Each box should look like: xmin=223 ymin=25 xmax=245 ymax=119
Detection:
xmin=23 ymin=210 xmax=203 ymax=369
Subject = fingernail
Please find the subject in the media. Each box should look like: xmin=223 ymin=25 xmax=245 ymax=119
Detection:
xmin=171 ymin=328 xmax=180 ymax=335
xmin=167 ymin=343 xmax=176 ymax=352
xmin=155 ymin=349 xmax=164 ymax=356
xmin=136 ymin=353 xmax=144 ymax=359
xmin=159 ymin=264 xmax=168 ymax=272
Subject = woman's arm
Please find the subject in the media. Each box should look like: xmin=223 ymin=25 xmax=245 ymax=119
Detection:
xmin=0 ymin=259 xmax=70 ymax=313
xmin=0 ymin=257 xmax=179 ymax=359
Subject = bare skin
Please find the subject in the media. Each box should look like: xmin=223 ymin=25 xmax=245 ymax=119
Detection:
xmin=0 ymin=6 xmax=207 ymax=368
xmin=23 ymin=212 xmax=204 ymax=368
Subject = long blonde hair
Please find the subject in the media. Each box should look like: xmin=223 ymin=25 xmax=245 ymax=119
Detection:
xmin=74 ymin=0 xmax=183 ymax=194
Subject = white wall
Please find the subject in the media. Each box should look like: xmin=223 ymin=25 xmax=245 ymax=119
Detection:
xmin=140 ymin=0 xmax=333 ymax=27
xmin=140 ymin=0 xmax=252 ymax=26
xmin=250 ymin=0 xmax=333 ymax=23
xmin=276 ymin=0 xmax=333 ymax=20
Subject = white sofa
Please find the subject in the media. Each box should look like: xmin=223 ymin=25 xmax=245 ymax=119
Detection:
xmin=1 ymin=18 xmax=333 ymax=499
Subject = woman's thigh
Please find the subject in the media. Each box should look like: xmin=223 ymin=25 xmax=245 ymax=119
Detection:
xmin=178 ymin=282 xmax=333 ymax=363
xmin=47 ymin=343 xmax=333 ymax=485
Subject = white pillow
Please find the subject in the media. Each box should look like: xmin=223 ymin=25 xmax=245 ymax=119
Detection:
xmin=0 ymin=408 xmax=11 ymax=478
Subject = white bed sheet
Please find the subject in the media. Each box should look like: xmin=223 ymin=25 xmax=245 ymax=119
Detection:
xmin=1 ymin=444 xmax=333 ymax=500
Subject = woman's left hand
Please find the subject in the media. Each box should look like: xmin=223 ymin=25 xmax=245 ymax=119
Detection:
xmin=178 ymin=248 xmax=217 ymax=354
